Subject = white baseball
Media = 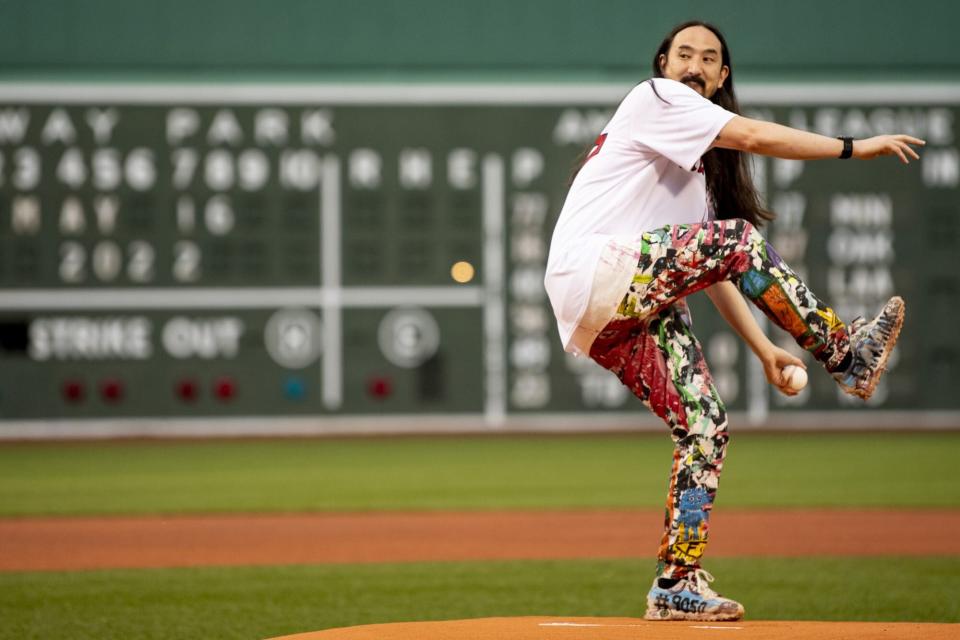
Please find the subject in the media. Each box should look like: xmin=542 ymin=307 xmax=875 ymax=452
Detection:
xmin=781 ymin=364 xmax=808 ymax=391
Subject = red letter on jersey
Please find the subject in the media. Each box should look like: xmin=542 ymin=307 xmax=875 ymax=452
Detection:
xmin=586 ymin=132 xmax=608 ymax=162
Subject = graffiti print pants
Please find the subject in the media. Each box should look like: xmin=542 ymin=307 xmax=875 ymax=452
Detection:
xmin=588 ymin=218 xmax=850 ymax=579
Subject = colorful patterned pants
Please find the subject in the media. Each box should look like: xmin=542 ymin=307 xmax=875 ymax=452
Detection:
xmin=588 ymin=219 xmax=849 ymax=579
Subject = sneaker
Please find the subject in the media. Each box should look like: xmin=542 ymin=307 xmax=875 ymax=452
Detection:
xmin=643 ymin=569 xmax=744 ymax=621
xmin=832 ymin=296 xmax=906 ymax=400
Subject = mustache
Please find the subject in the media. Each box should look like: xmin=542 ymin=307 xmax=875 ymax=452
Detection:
xmin=680 ymin=74 xmax=706 ymax=89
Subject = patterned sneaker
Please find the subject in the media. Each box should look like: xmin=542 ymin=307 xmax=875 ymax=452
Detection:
xmin=832 ymin=296 xmax=906 ymax=400
xmin=643 ymin=569 xmax=744 ymax=621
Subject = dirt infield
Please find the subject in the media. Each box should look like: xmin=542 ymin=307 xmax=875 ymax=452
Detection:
xmin=3 ymin=508 xmax=959 ymax=571
xmin=266 ymin=617 xmax=960 ymax=640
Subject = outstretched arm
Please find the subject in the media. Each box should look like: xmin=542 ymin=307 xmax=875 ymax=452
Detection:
xmin=704 ymin=281 xmax=805 ymax=396
xmin=713 ymin=116 xmax=925 ymax=164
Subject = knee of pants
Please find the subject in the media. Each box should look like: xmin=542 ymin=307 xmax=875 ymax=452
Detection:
xmin=677 ymin=428 xmax=729 ymax=469
xmin=746 ymin=225 xmax=766 ymax=253
xmin=725 ymin=218 xmax=762 ymax=248
xmin=720 ymin=219 xmax=767 ymax=278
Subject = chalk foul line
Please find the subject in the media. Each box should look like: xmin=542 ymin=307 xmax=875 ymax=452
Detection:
xmin=539 ymin=621 xmax=743 ymax=630
xmin=539 ymin=622 xmax=645 ymax=628
xmin=691 ymin=625 xmax=744 ymax=630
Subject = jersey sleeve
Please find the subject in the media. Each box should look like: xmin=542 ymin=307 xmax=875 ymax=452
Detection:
xmin=628 ymin=79 xmax=736 ymax=171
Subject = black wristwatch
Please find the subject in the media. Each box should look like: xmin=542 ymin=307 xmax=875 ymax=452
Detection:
xmin=837 ymin=136 xmax=854 ymax=159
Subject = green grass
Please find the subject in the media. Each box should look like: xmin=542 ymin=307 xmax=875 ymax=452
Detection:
xmin=1 ymin=433 xmax=958 ymax=516
xmin=1 ymin=557 xmax=957 ymax=640
xmin=2 ymin=434 xmax=958 ymax=639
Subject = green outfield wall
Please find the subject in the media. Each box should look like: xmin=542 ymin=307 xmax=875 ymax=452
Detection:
xmin=1 ymin=1 xmax=959 ymax=81
xmin=0 ymin=2 xmax=957 ymax=436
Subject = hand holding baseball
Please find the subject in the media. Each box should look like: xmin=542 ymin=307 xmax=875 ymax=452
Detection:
xmin=761 ymin=346 xmax=806 ymax=396
xmin=781 ymin=364 xmax=808 ymax=392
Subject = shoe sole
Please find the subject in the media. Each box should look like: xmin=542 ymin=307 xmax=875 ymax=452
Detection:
xmin=643 ymin=607 xmax=744 ymax=622
xmin=855 ymin=296 xmax=905 ymax=400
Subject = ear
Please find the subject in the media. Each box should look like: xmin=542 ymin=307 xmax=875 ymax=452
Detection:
xmin=658 ymin=53 xmax=667 ymax=74
xmin=718 ymin=64 xmax=730 ymax=88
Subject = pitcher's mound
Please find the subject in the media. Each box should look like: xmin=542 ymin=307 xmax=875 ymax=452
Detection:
xmin=268 ymin=616 xmax=959 ymax=640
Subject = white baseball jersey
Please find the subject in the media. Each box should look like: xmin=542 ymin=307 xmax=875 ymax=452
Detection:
xmin=544 ymin=78 xmax=737 ymax=355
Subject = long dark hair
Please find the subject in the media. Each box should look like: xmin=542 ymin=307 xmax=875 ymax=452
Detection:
xmin=652 ymin=20 xmax=773 ymax=226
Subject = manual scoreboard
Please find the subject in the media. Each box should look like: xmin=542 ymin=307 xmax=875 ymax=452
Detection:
xmin=0 ymin=84 xmax=957 ymax=431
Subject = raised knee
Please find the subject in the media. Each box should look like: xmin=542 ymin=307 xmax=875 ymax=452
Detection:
xmin=720 ymin=218 xmax=762 ymax=249
xmin=735 ymin=219 xmax=761 ymax=242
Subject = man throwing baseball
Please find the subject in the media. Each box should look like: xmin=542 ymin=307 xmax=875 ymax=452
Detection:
xmin=544 ymin=20 xmax=923 ymax=621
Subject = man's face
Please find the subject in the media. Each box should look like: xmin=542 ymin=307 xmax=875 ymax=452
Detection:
xmin=658 ymin=26 xmax=730 ymax=99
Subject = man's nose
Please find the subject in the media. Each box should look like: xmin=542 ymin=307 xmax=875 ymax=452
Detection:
xmin=687 ymin=60 xmax=702 ymax=75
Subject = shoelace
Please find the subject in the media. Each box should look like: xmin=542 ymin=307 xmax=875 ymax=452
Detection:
xmin=687 ymin=569 xmax=721 ymax=599
xmin=837 ymin=300 xmax=902 ymax=390
xmin=854 ymin=313 xmax=894 ymax=355
xmin=854 ymin=301 xmax=899 ymax=344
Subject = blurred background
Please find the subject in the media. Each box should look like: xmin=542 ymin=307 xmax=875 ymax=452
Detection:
xmin=0 ymin=0 xmax=958 ymax=437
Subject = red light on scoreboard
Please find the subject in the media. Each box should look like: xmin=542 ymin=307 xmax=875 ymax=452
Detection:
xmin=176 ymin=379 xmax=199 ymax=402
xmin=367 ymin=376 xmax=393 ymax=399
xmin=62 ymin=380 xmax=85 ymax=403
xmin=213 ymin=377 xmax=237 ymax=401
xmin=100 ymin=379 xmax=124 ymax=403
